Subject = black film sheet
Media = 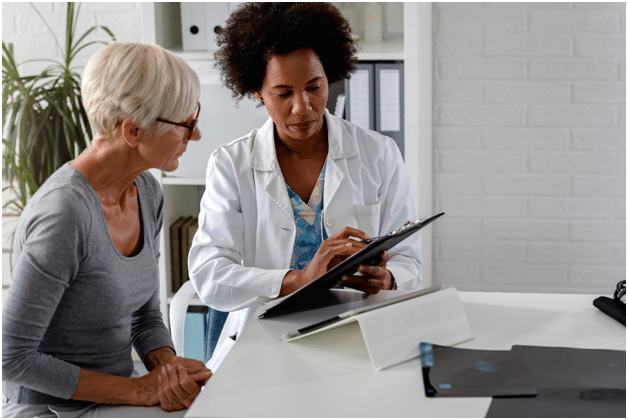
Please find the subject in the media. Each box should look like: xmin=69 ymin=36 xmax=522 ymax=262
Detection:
xmin=486 ymin=345 xmax=626 ymax=418
xmin=418 ymin=343 xmax=537 ymax=398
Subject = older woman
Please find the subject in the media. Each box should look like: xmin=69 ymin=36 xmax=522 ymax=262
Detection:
xmin=2 ymin=42 xmax=211 ymax=417
xmin=189 ymin=3 xmax=423 ymax=372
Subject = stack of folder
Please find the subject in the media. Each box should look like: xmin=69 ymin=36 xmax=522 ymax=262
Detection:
xmin=170 ymin=216 xmax=198 ymax=293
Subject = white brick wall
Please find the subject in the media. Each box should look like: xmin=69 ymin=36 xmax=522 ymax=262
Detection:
xmin=1 ymin=2 xmax=142 ymax=76
xmin=433 ymin=2 xmax=626 ymax=294
xmin=2 ymin=2 xmax=626 ymax=297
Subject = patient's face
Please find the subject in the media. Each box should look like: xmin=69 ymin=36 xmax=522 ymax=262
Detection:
xmin=143 ymin=109 xmax=202 ymax=172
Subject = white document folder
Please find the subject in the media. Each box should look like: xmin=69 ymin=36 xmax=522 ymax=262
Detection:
xmin=181 ymin=2 xmax=208 ymax=51
xmin=283 ymin=287 xmax=474 ymax=370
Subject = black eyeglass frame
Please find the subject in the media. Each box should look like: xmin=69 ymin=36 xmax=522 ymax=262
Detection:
xmin=156 ymin=102 xmax=201 ymax=140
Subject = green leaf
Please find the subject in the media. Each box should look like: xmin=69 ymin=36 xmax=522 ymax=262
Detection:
xmin=2 ymin=2 xmax=116 ymax=213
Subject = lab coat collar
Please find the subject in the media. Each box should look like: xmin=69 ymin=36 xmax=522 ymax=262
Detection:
xmin=249 ymin=110 xmax=358 ymax=172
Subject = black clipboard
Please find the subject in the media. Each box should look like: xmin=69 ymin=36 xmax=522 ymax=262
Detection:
xmin=259 ymin=212 xmax=445 ymax=319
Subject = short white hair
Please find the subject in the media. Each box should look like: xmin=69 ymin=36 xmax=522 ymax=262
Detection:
xmin=81 ymin=41 xmax=200 ymax=139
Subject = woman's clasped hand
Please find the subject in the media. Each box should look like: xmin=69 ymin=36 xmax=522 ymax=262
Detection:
xmin=155 ymin=358 xmax=212 ymax=412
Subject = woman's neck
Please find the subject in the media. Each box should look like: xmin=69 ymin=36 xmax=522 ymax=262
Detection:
xmin=70 ymin=139 xmax=147 ymax=207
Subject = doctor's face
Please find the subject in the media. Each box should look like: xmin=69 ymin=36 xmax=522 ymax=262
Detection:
xmin=255 ymin=48 xmax=329 ymax=144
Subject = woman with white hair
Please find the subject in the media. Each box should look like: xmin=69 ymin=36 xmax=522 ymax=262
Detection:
xmin=2 ymin=42 xmax=211 ymax=417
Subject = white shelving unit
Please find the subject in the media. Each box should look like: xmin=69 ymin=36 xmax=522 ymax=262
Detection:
xmin=142 ymin=2 xmax=433 ymax=327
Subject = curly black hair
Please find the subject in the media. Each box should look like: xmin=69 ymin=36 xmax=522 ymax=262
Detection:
xmin=215 ymin=2 xmax=358 ymax=103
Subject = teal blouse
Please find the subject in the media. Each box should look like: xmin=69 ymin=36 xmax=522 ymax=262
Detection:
xmin=286 ymin=161 xmax=328 ymax=270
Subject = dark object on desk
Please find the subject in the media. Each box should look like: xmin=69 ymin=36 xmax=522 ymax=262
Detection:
xmin=418 ymin=343 xmax=537 ymax=398
xmin=486 ymin=346 xmax=626 ymax=418
xmin=259 ymin=212 xmax=445 ymax=319
xmin=593 ymin=280 xmax=626 ymax=326
xmin=594 ymin=297 xmax=626 ymax=326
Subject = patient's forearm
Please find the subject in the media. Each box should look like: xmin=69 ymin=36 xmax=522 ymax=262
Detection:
xmin=143 ymin=346 xmax=176 ymax=371
xmin=70 ymin=368 xmax=158 ymax=406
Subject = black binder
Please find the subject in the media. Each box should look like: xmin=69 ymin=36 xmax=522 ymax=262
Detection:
xmin=258 ymin=212 xmax=445 ymax=319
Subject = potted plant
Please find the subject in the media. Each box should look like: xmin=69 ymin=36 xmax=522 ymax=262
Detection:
xmin=2 ymin=2 xmax=115 ymax=216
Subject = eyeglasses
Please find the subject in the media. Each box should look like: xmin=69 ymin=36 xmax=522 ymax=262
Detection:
xmin=156 ymin=102 xmax=201 ymax=140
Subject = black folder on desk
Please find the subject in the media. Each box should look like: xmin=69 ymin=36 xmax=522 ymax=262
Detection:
xmin=259 ymin=212 xmax=445 ymax=319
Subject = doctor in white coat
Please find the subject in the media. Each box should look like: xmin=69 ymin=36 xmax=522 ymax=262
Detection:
xmin=188 ymin=2 xmax=422 ymax=373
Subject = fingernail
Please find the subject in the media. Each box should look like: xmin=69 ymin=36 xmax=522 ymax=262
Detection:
xmin=167 ymin=365 xmax=172 ymax=371
xmin=161 ymin=366 xmax=166 ymax=374
xmin=341 ymin=276 xmax=347 ymax=281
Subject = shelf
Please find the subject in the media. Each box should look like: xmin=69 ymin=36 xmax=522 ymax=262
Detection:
xmin=355 ymin=39 xmax=404 ymax=61
xmin=164 ymin=40 xmax=404 ymax=62
xmin=161 ymin=175 xmax=206 ymax=186
xmin=163 ymin=47 xmax=216 ymax=61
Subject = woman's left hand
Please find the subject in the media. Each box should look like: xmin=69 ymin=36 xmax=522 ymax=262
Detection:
xmin=163 ymin=355 xmax=212 ymax=386
xmin=339 ymin=250 xmax=395 ymax=294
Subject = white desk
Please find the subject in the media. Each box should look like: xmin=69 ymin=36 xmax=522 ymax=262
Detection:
xmin=186 ymin=291 xmax=626 ymax=417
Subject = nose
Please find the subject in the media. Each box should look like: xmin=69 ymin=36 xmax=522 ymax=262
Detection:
xmin=190 ymin=125 xmax=201 ymax=142
xmin=292 ymin=91 xmax=312 ymax=115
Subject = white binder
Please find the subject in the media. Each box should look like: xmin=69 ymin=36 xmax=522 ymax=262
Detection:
xmin=181 ymin=2 xmax=208 ymax=51
xmin=283 ymin=287 xmax=474 ymax=370
xmin=204 ymin=2 xmax=242 ymax=51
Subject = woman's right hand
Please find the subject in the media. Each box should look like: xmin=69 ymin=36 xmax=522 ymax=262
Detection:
xmin=134 ymin=361 xmax=212 ymax=410
xmin=280 ymin=226 xmax=369 ymax=296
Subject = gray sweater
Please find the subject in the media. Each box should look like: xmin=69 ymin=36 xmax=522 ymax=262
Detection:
xmin=2 ymin=163 xmax=174 ymax=405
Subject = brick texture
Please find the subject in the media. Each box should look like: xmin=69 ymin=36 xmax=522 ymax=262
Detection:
xmin=434 ymin=2 xmax=626 ymax=294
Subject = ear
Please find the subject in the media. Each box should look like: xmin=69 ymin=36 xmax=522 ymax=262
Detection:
xmin=121 ymin=118 xmax=142 ymax=147
xmin=253 ymin=91 xmax=264 ymax=104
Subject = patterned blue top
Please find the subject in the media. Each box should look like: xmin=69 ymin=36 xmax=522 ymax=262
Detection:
xmin=286 ymin=161 xmax=328 ymax=270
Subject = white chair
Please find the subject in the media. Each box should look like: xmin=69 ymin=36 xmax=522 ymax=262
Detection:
xmin=169 ymin=280 xmax=198 ymax=356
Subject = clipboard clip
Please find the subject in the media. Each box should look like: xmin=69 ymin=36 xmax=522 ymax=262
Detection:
xmin=361 ymin=219 xmax=418 ymax=244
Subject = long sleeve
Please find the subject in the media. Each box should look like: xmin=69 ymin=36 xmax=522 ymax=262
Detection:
xmin=375 ymin=137 xmax=423 ymax=290
xmin=188 ymin=150 xmax=289 ymax=312
xmin=2 ymin=191 xmax=87 ymax=399
xmin=131 ymin=180 xmax=174 ymax=360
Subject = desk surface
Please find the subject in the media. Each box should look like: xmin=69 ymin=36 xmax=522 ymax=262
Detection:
xmin=186 ymin=291 xmax=626 ymax=418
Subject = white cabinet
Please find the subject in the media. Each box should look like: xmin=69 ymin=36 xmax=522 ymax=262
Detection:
xmin=141 ymin=2 xmax=433 ymax=326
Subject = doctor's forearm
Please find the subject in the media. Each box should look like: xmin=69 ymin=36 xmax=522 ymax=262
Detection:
xmin=280 ymin=270 xmax=307 ymax=296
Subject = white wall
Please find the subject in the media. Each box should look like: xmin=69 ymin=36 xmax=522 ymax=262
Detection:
xmin=433 ymin=2 xmax=626 ymax=294
xmin=2 ymin=2 xmax=626 ymax=297
xmin=1 ymin=2 xmax=142 ymax=75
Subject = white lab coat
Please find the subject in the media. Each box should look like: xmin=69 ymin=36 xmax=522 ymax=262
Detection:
xmin=189 ymin=110 xmax=422 ymax=372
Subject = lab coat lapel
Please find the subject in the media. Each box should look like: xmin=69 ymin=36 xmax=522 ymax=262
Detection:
xmin=322 ymin=111 xmax=358 ymax=230
xmin=250 ymin=117 xmax=294 ymax=223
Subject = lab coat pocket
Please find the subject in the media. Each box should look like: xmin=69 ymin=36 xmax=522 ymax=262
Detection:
xmin=353 ymin=202 xmax=380 ymax=237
